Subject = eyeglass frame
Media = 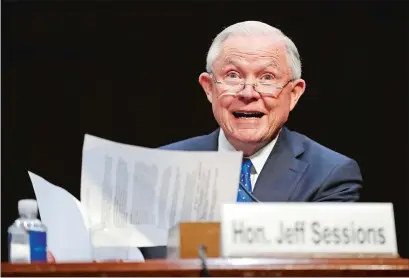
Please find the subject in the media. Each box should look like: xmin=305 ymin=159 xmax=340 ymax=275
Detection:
xmin=209 ymin=72 xmax=294 ymax=97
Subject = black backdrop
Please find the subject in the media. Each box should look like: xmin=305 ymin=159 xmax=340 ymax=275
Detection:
xmin=2 ymin=1 xmax=409 ymax=260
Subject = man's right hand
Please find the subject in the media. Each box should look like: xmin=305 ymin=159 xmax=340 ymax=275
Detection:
xmin=47 ymin=250 xmax=55 ymax=263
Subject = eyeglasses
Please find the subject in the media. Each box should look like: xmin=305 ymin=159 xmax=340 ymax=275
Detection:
xmin=210 ymin=73 xmax=293 ymax=98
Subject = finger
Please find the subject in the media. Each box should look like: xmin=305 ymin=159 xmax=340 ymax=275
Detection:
xmin=47 ymin=250 xmax=56 ymax=263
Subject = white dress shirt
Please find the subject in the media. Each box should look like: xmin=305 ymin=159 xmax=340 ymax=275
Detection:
xmin=218 ymin=129 xmax=279 ymax=191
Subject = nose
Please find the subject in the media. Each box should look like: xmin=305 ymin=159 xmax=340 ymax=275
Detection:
xmin=237 ymin=83 xmax=261 ymax=100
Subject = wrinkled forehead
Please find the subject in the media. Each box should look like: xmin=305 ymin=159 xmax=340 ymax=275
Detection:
xmin=214 ymin=35 xmax=289 ymax=72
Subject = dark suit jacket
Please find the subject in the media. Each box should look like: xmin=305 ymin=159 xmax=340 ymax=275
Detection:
xmin=140 ymin=127 xmax=363 ymax=259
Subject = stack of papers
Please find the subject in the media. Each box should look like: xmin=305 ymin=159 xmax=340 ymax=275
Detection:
xmin=29 ymin=134 xmax=243 ymax=262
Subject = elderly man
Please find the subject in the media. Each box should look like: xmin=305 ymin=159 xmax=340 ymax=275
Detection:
xmin=140 ymin=20 xmax=363 ymax=259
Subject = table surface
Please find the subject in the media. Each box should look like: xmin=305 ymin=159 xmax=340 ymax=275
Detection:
xmin=2 ymin=257 xmax=409 ymax=277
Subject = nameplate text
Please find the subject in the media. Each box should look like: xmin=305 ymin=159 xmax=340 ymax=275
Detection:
xmin=220 ymin=203 xmax=398 ymax=257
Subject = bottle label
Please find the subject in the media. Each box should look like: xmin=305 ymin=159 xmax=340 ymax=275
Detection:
xmin=28 ymin=231 xmax=47 ymax=262
xmin=9 ymin=233 xmax=30 ymax=263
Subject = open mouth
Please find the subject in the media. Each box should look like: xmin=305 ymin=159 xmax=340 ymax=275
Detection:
xmin=232 ymin=111 xmax=265 ymax=119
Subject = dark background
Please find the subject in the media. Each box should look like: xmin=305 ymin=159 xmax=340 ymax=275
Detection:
xmin=2 ymin=1 xmax=409 ymax=260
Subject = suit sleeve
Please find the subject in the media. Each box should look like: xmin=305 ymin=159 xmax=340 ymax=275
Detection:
xmin=312 ymin=158 xmax=363 ymax=202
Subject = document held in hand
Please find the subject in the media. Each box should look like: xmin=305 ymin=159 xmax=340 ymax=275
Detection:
xmin=29 ymin=134 xmax=243 ymax=262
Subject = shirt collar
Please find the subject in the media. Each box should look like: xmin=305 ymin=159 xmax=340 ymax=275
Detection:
xmin=218 ymin=129 xmax=280 ymax=174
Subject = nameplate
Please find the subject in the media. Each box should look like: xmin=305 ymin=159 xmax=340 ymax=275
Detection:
xmin=220 ymin=203 xmax=398 ymax=258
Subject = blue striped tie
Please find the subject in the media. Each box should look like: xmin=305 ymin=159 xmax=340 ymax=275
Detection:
xmin=237 ymin=158 xmax=253 ymax=202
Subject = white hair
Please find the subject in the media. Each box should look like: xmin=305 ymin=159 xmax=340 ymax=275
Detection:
xmin=206 ymin=21 xmax=302 ymax=79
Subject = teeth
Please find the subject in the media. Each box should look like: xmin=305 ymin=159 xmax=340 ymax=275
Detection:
xmin=233 ymin=112 xmax=264 ymax=118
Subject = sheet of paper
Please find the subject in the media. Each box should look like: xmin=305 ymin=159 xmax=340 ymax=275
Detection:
xmin=28 ymin=171 xmax=93 ymax=262
xmin=81 ymin=134 xmax=243 ymax=247
xmin=29 ymin=172 xmax=145 ymax=262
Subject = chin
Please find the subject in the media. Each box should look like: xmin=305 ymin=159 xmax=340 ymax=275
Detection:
xmin=229 ymin=128 xmax=267 ymax=144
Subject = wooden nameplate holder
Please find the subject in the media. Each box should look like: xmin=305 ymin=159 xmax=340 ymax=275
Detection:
xmin=167 ymin=221 xmax=401 ymax=260
xmin=167 ymin=222 xmax=220 ymax=259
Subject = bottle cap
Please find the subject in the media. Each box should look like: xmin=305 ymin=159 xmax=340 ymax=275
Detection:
xmin=18 ymin=199 xmax=38 ymax=216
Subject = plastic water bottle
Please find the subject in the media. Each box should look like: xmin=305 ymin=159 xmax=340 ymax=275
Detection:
xmin=8 ymin=199 xmax=48 ymax=263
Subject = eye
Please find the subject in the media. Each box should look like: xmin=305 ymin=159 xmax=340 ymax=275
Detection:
xmin=260 ymin=74 xmax=275 ymax=81
xmin=226 ymin=72 xmax=240 ymax=79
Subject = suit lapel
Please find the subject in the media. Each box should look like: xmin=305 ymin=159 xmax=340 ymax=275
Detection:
xmin=253 ymin=127 xmax=309 ymax=202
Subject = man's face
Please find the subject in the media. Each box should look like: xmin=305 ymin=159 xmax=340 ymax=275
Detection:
xmin=199 ymin=35 xmax=306 ymax=149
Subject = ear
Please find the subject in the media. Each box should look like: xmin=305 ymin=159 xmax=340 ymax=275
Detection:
xmin=289 ymin=79 xmax=306 ymax=111
xmin=199 ymin=72 xmax=214 ymax=103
